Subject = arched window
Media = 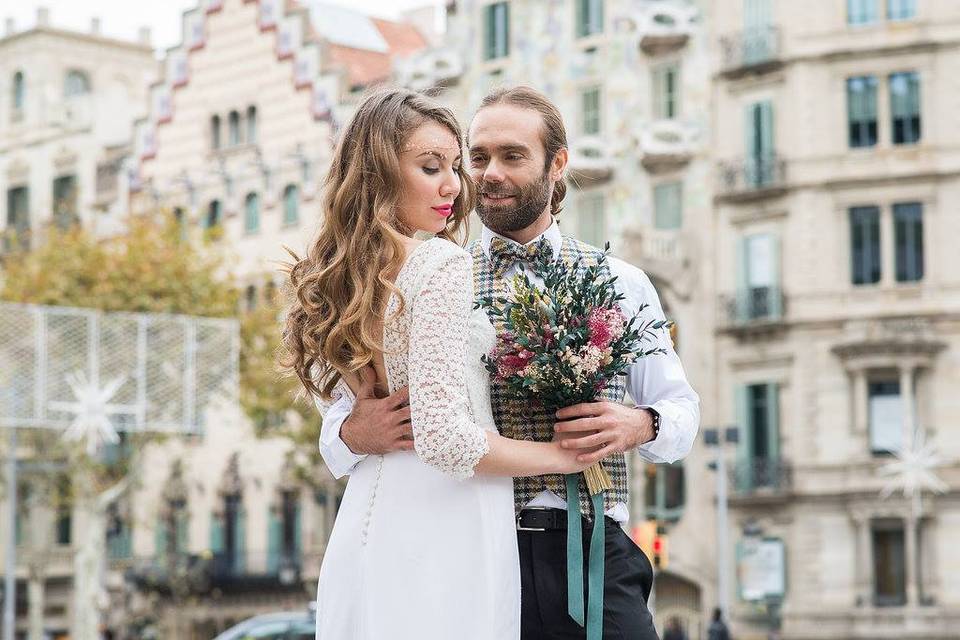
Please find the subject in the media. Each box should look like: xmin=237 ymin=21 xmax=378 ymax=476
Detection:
xmin=282 ymin=184 xmax=299 ymax=226
xmin=205 ymin=200 xmax=222 ymax=230
xmin=228 ymin=110 xmax=241 ymax=146
xmin=244 ymin=193 xmax=260 ymax=234
xmin=64 ymin=70 xmax=91 ymax=97
xmin=246 ymin=105 xmax=257 ymax=144
xmin=210 ymin=115 xmax=222 ymax=150
xmin=12 ymin=71 xmax=25 ymax=112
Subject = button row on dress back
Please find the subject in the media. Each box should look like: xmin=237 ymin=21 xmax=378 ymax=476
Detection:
xmin=359 ymin=455 xmax=385 ymax=547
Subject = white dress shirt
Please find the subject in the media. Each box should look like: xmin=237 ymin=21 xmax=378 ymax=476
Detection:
xmin=317 ymin=221 xmax=701 ymax=522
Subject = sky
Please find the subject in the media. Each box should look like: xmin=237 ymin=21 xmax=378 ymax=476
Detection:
xmin=6 ymin=0 xmax=443 ymax=53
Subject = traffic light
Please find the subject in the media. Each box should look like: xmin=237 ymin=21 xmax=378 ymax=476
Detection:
xmin=652 ymin=532 xmax=668 ymax=570
xmin=632 ymin=521 xmax=669 ymax=570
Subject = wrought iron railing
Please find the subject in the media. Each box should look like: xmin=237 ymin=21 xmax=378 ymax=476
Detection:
xmin=719 ymin=286 xmax=785 ymax=326
xmin=720 ymin=26 xmax=782 ymax=73
xmin=731 ymin=457 xmax=792 ymax=494
xmin=718 ymin=154 xmax=787 ymax=194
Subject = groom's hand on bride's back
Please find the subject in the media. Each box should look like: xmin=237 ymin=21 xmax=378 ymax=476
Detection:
xmin=340 ymin=367 xmax=414 ymax=455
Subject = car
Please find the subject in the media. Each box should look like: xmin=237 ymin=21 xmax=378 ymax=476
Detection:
xmin=212 ymin=609 xmax=315 ymax=640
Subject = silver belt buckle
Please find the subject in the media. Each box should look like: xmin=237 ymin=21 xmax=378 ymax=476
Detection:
xmin=516 ymin=506 xmax=551 ymax=532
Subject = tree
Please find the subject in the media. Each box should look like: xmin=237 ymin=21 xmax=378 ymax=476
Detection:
xmin=0 ymin=213 xmax=321 ymax=639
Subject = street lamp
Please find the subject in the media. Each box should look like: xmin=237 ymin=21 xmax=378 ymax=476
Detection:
xmin=704 ymin=425 xmax=739 ymax=625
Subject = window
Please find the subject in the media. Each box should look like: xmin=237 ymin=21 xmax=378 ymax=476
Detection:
xmin=246 ymin=105 xmax=258 ymax=144
xmin=848 ymin=0 xmax=878 ymax=25
xmin=245 ymin=285 xmax=257 ymax=311
xmin=283 ymin=184 xmax=299 ymax=226
xmin=890 ymin=72 xmax=920 ymax=145
xmin=743 ymin=0 xmax=774 ymax=65
xmin=228 ymin=110 xmax=241 ymax=146
xmin=735 ymin=383 xmax=781 ymax=491
xmin=644 ymin=463 xmax=685 ymax=522
xmin=869 ymin=380 xmax=903 ymax=454
xmin=887 ymin=0 xmax=915 ymax=21
xmin=244 ymin=193 xmax=260 ymax=234
xmin=653 ymin=64 xmax=680 ymax=120
xmin=894 ymin=202 xmax=923 ymax=282
xmin=205 ymin=200 xmax=222 ymax=233
xmin=211 ymin=115 xmax=222 ymax=150
xmin=578 ymin=193 xmax=605 ymax=246
xmin=5 ymin=186 xmax=30 ymax=251
xmin=744 ymin=101 xmax=775 ymax=187
xmin=484 ymin=2 xmax=510 ymax=61
xmin=847 ymin=76 xmax=878 ymax=148
xmin=581 ymin=86 xmax=601 ymax=135
xmin=576 ymin=0 xmax=604 ymax=38
xmin=155 ymin=499 xmax=189 ymax=559
xmin=64 ymin=70 xmax=91 ymax=97
xmin=224 ymin=493 xmax=245 ymax=573
xmin=654 ymin=182 xmax=683 ymax=230
xmin=52 ymin=175 xmax=78 ymax=230
xmin=172 ymin=207 xmax=187 ymax=241
xmin=735 ymin=233 xmax=782 ymax=320
xmin=12 ymin=71 xmax=24 ymax=112
xmin=55 ymin=477 xmax=71 ymax=546
xmin=850 ymin=206 xmax=881 ymax=285
xmin=872 ymin=519 xmax=907 ymax=606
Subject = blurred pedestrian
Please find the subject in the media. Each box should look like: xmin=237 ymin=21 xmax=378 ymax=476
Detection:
xmin=708 ymin=607 xmax=731 ymax=640
xmin=663 ymin=616 xmax=688 ymax=640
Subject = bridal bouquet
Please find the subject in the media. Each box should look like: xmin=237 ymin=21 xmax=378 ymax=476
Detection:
xmin=476 ymin=244 xmax=671 ymax=494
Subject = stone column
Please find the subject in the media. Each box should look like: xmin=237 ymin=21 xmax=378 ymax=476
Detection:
xmin=899 ymin=364 xmax=916 ymax=447
xmin=904 ymin=514 xmax=918 ymax=606
xmin=852 ymin=368 xmax=868 ymax=435
xmin=852 ymin=513 xmax=872 ymax=606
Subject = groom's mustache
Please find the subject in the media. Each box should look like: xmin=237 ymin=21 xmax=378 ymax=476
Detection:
xmin=478 ymin=182 xmax=519 ymax=198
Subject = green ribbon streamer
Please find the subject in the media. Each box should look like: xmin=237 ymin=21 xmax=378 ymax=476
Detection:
xmin=565 ymin=474 xmax=585 ymax=627
xmin=565 ymin=474 xmax=606 ymax=640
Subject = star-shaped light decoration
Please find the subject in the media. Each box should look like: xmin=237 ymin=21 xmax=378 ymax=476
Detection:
xmin=878 ymin=426 xmax=948 ymax=516
xmin=48 ymin=371 xmax=135 ymax=456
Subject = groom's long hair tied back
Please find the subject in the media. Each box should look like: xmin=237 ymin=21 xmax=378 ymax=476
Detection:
xmin=478 ymin=85 xmax=568 ymax=216
xmin=282 ymin=88 xmax=475 ymax=399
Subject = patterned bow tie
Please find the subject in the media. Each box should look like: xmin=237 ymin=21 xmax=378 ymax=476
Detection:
xmin=488 ymin=236 xmax=554 ymax=278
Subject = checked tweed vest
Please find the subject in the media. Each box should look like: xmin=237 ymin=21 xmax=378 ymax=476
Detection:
xmin=470 ymin=236 xmax=629 ymax=519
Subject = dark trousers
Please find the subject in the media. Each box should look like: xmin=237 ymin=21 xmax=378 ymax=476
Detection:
xmin=518 ymin=517 xmax=659 ymax=640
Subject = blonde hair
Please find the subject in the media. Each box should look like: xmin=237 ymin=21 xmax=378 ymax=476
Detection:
xmin=282 ymin=88 xmax=475 ymax=399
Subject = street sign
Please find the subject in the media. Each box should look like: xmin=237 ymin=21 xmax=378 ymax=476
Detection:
xmin=737 ymin=536 xmax=786 ymax=602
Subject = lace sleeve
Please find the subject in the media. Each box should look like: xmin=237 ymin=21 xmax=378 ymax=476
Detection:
xmin=311 ymin=375 xmax=356 ymax=416
xmin=407 ymin=243 xmax=490 ymax=479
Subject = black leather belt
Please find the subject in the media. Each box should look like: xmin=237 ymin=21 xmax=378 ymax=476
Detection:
xmin=516 ymin=507 xmax=568 ymax=531
xmin=516 ymin=507 xmax=616 ymax=532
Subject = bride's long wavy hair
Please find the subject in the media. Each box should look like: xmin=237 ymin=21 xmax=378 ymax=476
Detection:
xmin=282 ymin=88 xmax=475 ymax=400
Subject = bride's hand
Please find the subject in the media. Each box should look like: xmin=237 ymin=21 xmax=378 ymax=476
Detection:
xmin=550 ymin=440 xmax=592 ymax=474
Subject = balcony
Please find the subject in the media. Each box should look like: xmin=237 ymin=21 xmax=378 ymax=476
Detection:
xmin=634 ymin=2 xmax=699 ymax=56
xmin=125 ymin=550 xmax=304 ymax=596
xmin=716 ymin=153 xmax=787 ymax=203
xmin=730 ymin=457 xmax=793 ymax=501
xmin=395 ymin=48 xmax=463 ymax=92
xmin=567 ymin=136 xmax=614 ymax=185
xmin=639 ymin=120 xmax=697 ymax=174
xmin=719 ymin=26 xmax=783 ymax=78
xmin=718 ymin=286 xmax=786 ymax=336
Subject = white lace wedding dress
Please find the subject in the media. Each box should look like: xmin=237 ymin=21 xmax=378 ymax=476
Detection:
xmin=315 ymin=238 xmax=520 ymax=639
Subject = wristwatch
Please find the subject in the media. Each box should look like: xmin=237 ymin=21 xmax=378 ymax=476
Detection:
xmin=642 ymin=407 xmax=661 ymax=442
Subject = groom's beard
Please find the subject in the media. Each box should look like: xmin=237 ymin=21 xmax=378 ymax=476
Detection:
xmin=475 ymin=168 xmax=552 ymax=234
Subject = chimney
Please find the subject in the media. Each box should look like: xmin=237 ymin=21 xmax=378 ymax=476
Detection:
xmin=90 ymin=17 xmax=101 ymax=36
xmin=36 ymin=7 xmax=50 ymax=28
xmin=138 ymin=26 xmax=152 ymax=46
xmin=4 ymin=18 xmax=14 ymax=37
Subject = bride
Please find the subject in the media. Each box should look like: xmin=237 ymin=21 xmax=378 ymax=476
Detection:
xmin=281 ymin=88 xmax=588 ymax=639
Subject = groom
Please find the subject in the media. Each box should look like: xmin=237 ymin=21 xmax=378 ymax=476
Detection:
xmin=319 ymin=86 xmax=699 ymax=639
